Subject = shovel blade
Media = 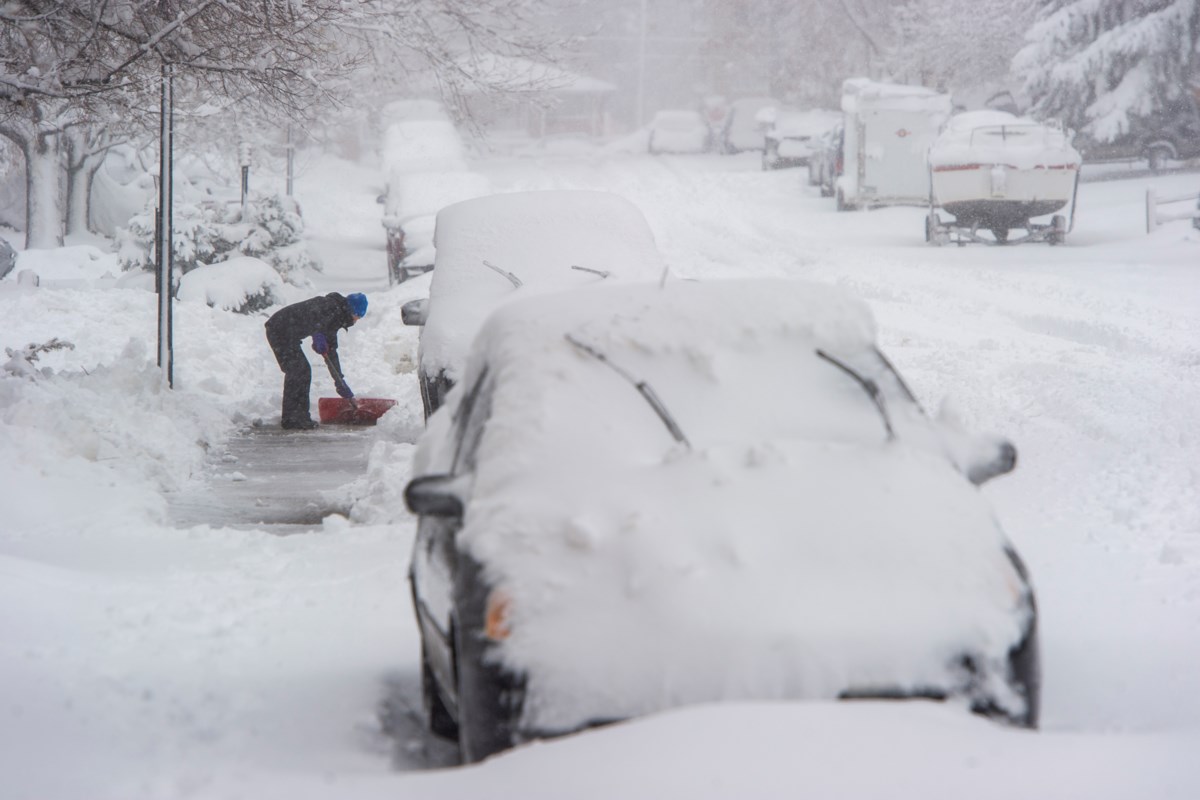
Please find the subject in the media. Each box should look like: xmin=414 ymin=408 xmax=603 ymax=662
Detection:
xmin=318 ymin=397 xmax=397 ymax=425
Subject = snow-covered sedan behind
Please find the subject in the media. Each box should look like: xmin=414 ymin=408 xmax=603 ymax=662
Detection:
xmin=402 ymin=189 xmax=665 ymax=418
xmin=405 ymin=278 xmax=1039 ymax=762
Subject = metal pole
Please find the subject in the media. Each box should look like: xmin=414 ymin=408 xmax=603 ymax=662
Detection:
xmin=239 ymin=141 xmax=251 ymax=218
xmin=635 ymin=0 xmax=647 ymax=128
xmin=156 ymin=62 xmax=174 ymax=389
xmin=286 ymin=125 xmax=294 ymax=197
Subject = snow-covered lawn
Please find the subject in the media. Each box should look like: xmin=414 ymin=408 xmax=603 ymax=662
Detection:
xmin=1 ymin=146 xmax=1197 ymax=798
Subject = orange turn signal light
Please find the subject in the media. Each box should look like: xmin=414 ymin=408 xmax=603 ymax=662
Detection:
xmin=484 ymin=589 xmax=512 ymax=641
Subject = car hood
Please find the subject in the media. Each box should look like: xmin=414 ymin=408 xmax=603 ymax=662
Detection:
xmin=460 ymin=437 xmax=1029 ymax=734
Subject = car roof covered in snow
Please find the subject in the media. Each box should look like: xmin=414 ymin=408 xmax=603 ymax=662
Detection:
xmin=771 ymin=108 xmax=841 ymax=138
xmin=381 ymin=119 xmax=468 ymax=175
xmin=419 ymin=190 xmax=666 ymax=382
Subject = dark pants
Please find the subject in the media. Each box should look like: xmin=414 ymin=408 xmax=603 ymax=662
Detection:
xmin=266 ymin=328 xmax=312 ymax=425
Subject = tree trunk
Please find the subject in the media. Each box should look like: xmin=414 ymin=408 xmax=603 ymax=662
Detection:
xmin=23 ymin=133 xmax=64 ymax=249
xmin=65 ymin=162 xmax=88 ymax=237
xmin=64 ymin=127 xmax=110 ymax=237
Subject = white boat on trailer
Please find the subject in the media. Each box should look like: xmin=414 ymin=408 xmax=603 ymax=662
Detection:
xmin=926 ymin=110 xmax=1081 ymax=245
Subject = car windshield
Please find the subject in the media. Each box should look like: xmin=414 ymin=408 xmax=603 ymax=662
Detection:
xmin=535 ymin=335 xmax=914 ymax=456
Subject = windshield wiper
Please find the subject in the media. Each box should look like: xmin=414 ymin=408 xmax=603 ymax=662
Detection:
xmin=565 ymin=334 xmax=690 ymax=449
xmin=570 ymin=264 xmax=610 ymax=279
xmin=815 ymin=349 xmax=894 ymax=439
xmin=482 ymin=259 xmax=522 ymax=288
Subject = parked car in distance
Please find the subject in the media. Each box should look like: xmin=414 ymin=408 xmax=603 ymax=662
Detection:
xmin=405 ymin=276 xmax=1039 ymax=763
xmin=1073 ymin=115 xmax=1200 ymax=171
xmin=720 ymin=96 xmax=779 ymax=153
xmin=377 ymin=99 xmax=483 ymax=284
xmin=648 ymin=110 xmax=710 ymax=154
xmin=0 ymin=236 xmax=16 ymax=280
xmin=761 ymin=107 xmax=841 ymax=170
xmin=809 ymin=122 xmax=844 ymax=197
xmin=401 ymin=189 xmax=666 ymax=418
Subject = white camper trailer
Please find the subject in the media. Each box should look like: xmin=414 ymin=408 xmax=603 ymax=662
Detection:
xmin=837 ymin=78 xmax=952 ymax=211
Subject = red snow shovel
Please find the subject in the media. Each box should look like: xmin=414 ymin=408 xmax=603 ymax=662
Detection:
xmin=318 ymin=353 xmax=397 ymax=425
xmin=318 ymin=396 xmax=396 ymax=425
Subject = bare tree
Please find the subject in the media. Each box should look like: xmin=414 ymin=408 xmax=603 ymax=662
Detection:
xmin=2 ymin=1 xmax=571 ymax=248
xmin=1 ymin=0 xmax=354 ymax=248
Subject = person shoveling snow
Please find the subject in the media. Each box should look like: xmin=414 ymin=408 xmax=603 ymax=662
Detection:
xmin=264 ymin=291 xmax=367 ymax=429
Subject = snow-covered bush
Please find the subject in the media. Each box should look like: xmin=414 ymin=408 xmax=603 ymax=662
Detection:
xmin=3 ymin=337 xmax=75 ymax=379
xmin=116 ymin=193 xmax=318 ymax=282
xmin=176 ymin=256 xmax=285 ymax=314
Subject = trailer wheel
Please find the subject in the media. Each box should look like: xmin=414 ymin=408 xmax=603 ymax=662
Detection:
xmin=925 ymin=212 xmax=948 ymax=246
xmin=1145 ymin=142 xmax=1174 ymax=172
xmin=1048 ymin=215 xmax=1067 ymax=246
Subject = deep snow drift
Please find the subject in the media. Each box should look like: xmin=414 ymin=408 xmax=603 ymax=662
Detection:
xmin=1 ymin=142 xmax=1198 ymax=798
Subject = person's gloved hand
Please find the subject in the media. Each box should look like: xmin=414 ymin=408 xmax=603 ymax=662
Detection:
xmin=311 ymin=332 xmax=329 ymax=355
xmin=336 ymin=381 xmax=354 ymax=399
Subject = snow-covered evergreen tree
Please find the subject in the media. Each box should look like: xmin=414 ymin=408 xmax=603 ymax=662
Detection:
xmin=1013 ymin=0 xmax=1200 ymax=140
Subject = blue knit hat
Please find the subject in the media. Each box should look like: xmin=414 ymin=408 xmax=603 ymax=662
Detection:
xmin=347 ymin=293 xmax=368 ymax=318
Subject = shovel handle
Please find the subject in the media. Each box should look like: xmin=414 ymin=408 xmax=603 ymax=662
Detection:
xmin=322 ymin=353 xmax=358 ymax=409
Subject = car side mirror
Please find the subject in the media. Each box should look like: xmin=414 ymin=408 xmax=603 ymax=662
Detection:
xmin=401 ymin=298 xmax=428 ymax=326
xmin=935 ymin=399 xmax=1018 ymax=486
xmin=376 ymin=193 xmax=387 ymax=205
xmin=405 ymin=474 xmax=466 ymax=518
xmin=963 ymin=437 xmax=1017 ymax=485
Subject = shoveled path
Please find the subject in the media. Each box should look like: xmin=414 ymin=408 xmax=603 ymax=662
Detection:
xmin=168 ymin=420 xmax=376 ymax=534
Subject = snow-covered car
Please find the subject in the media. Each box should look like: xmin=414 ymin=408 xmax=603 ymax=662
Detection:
xmin=381 ymin=170 xmax=491 ymax=283
xmin=1073 ymin=115 xmax=1200 ymax=171
xmin=377 ymin=101 xmax=482 ymax=284
xmin=0 ymin=236 xmax=16 ymax=280
xmin=809 ymin=122 xmax=844 ymax=197
xmin=401 ymin=189 xmax=666 ymax=418
xmin=647 ymin=110 xmax=709 ymax=154
xmin=761 ymin=107 xmax=841 ymax=170
xmin=719 ymin=96 xmax=779 ymax=153
xmin=404 ymin=277 xmax=1040 ymax=763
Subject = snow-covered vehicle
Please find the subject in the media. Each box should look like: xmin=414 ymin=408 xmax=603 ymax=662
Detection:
xmin=400 ymin=190 xmax=666 ymax=418
xmin=380 ymin=170 xmax=491 ymax=283
xmin=404 ymin=277 xmax=1040 ymax=763
xmin=377 ymin=100 xmax=485 ymax=284
xmin=719 ymin=96 xmax=779 ymax=153
xmin=760 ymin=107 xmax=841 ymax=171
xmin=1073 ymin=115 xmax=1200 ymax=171
xmin=808 ymin=122 xmax=844 ymax=197
xmin=647 ymin=110 xmax=709 ymax=154
xmin=0 ymin=236 xmax=16 ymax=280
xmin=838 ymin=78 xmax=952 ymax=210
xmin=926 ymin=110 xmax=1081 ymax=245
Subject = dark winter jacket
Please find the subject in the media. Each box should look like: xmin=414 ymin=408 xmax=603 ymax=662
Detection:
xmin=265 ymin=292 xmax=356 ymax=374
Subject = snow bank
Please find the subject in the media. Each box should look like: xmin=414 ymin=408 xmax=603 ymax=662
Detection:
xmin=177 ymin=256 xmax=285 ymax=312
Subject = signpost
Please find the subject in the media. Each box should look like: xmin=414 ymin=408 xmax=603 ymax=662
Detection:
xmin=239 ymin=141 xmax=252 ymax=218
xmin=156 ymin=62 xmax=175 ymax=389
